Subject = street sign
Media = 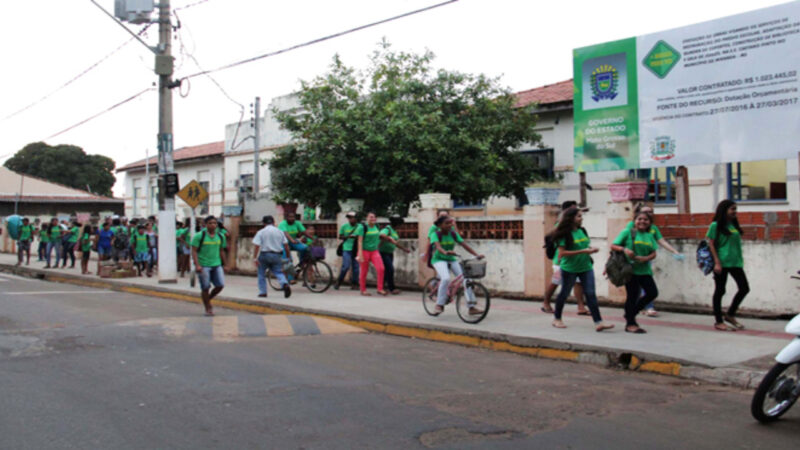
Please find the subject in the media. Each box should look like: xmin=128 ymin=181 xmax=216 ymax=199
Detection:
xmin=177 ymin=180 xmax=208 ymax=209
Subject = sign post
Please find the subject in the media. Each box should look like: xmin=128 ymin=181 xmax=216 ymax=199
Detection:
xmin=177 ymin=180 xmax=208 ymax=287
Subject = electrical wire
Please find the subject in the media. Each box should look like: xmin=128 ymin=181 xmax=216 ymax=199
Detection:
xmin=2 ymin=23 xmax=152 ymax=123
xmin=44 ymin=87 xmax=155 ymax=140
xmin=173 ymin=0 xmax=212 ymax=12
xmin=180 ymin=0 xmax=459 ymax=80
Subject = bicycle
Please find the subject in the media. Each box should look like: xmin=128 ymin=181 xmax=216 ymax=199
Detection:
xmin=422 ymin=257 xmax=491 ymax=324
xmin=267 ymin=247 xmax=333 ymax=293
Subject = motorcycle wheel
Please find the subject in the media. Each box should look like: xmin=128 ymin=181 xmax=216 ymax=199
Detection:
xmin=751 ymin=361 xmax=800 ymax=423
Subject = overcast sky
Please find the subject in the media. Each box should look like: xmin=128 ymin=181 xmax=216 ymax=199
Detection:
xmin=0 ymin=0 xmax=790 ymax=195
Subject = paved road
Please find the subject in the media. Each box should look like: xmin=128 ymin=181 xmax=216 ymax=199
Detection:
xmin=0 ymin=274 xmax=797 ymax=449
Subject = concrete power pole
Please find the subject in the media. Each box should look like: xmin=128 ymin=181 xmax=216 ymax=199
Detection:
xmin=156 ymin=0 xmax=177 ymax=283
xmin=252 ymin=96 xmax=261 ymax=196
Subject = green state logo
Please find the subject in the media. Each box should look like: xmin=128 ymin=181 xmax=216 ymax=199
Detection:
xmin=642 ymin=40 xmax=680 ymax=79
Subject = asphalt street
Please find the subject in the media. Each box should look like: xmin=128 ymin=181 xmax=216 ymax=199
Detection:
xmin=0 ymin=273 xmax=797 ymax=449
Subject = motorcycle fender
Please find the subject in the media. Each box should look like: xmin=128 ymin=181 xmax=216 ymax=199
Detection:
xmin=776 ymin=337 xmax=800 ymax=364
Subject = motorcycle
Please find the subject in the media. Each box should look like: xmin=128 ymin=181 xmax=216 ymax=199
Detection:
xmin=751 ymin=274 xmax=800 ymax=423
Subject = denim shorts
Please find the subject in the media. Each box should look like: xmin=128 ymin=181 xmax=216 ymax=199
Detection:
xmin=199 ymin=265 xmax=224 ymax=290
xmin=98 ymin=245 xmax=111 ymax=256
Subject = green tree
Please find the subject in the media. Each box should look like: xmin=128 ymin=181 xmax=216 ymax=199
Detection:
xmin=4 ymin=142 xmax=116 ymax=196
xmin=271 ymin=41 xmax=542 ymax=215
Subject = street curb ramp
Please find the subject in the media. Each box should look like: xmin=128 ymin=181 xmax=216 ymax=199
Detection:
xmin=0 ymin=264 xmax=765 ymax=389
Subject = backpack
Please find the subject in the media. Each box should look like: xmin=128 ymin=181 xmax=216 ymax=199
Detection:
xmin=113 ymin=228 xmax=130 ymax=250
xmin=427 ymin=230 xmax=456 ymax=269
xmin=696 ymin=224 xmax=718 ymax=276
xmin=605 ymin=229 xmax=635 ymax=287
xmin=544 ymin=227 xmax=588 ymax=260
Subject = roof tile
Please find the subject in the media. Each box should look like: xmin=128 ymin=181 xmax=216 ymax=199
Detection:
xmin=514 ymin=79 xmax=574 ymax=108
xmin=117 ymin=141 xmax=224 ymax=172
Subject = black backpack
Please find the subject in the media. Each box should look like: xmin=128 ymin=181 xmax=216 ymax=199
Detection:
xmin=545 ymin=227 xmax=588 ymax=260
xmin=113 ymin=228 xmax=130 ymax=250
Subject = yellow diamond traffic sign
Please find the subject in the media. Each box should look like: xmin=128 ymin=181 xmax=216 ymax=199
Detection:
xmin=177 ymin=180 xmax=208 ymax=209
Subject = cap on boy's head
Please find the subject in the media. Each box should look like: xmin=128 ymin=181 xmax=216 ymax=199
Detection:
xmin=262 ymin=215 xmax=275 ymax=225
xmin=561 ymin=200 xmax=578 ymax=211
xmin=345 ymin=211 xmax=357 ymax=218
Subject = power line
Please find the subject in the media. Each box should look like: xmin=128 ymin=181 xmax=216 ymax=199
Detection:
xmin=181 ymin=0 xmax=459 ymax=81
xmin=173 ymin=0 xmax=212 ymax=12
xmin=45 ymin=87 xmax=155 ymax=140
xmin=2 ymin=23 xmax=153 ymax=123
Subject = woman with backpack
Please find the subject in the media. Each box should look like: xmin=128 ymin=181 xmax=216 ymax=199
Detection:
xmin=357 ymin=212 xmax=387 ymax=296
xmin=610 ymin=211 xmax=659 ymax=334
xmin=707 ymin=200 xmax=748 ymax=331
xmin=547 ymin=207 xmax=614 ymax=332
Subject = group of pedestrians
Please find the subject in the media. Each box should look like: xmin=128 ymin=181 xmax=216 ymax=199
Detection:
xmin=544 ymin=199 xmax=749 ymax=333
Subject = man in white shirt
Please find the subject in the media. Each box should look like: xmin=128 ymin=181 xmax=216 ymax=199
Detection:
xmin=253 ymin=215 xmax=292 ymax=298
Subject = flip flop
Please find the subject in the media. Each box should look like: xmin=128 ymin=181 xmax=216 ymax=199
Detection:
xmin=625 ymin=326 xmax=647 ymax=334
xmin=577 ymin=310 xmax=591 ymax=316
xmin=541 ymin=306 xmax=554 ymax=313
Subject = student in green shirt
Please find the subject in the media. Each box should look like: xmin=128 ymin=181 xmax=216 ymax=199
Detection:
xmin=133 ymin=224 xmax=152 ymax=277
xmin=335 ymin=211 xmax=363 ymax=290
xmin=60 ymin=221 xmax=80 ymax=269
xmin=611 ymin=211 xmax=659 ymax=334
xmin=192 ymin=215 xmax=227 ymax=316
xmin=547 ymin=207 xmax=613 ymax=332
xmin=357 ymin=212 xmax=386 ymax=296
xmin=16 ymin=217 xmax=34 ymax=266
xmin=379 ymin=215 xmax=411 ymax=295
xmin=542 ymin=201 xmax=589 ymax=315
xmin=79 ymin=224 xmax=94 ymax=275
xmin=707 ymin=200 xmax=749 ymax=331
xmin=45 ymin=218 xmax=63 ymax=269
xmin=429 ymin=217 xmax=484 ymax=316
xmin=278 ymin=212 xmax=309 ymax=265
xmin=38 ymin=223 xmax=49 ymax=262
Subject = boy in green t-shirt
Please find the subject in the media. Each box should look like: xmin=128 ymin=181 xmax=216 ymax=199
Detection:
xmin=61 ymin=221 xmax=81 ymax=269
xmin=335 ymin=211 xmax=363 ymax=290
xmin=16 ymin=217 xmax=34 ymax=266
xmin=191 ymin=216 xmax=227 ymax=316
xmin=44 ymin=218 xmax=63 ymax=269
xmin=133 ymin=224 xmax=152 ymax=277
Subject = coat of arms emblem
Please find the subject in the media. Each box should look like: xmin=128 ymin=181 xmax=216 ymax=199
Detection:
xmin=590 ymin=64 xmax=619 ymax=102
xmin=650 ymin=136 xmax=676 ymax=162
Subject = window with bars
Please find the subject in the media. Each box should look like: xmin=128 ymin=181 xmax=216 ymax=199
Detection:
xmin=627 ymin=167 xmax=677 ymax=204
xmin=727 ymin=160 xmax=786 ymax=201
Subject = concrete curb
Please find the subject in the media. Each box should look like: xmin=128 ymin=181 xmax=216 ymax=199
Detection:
xmin=0 ymin=264 xmax=766 ymax=389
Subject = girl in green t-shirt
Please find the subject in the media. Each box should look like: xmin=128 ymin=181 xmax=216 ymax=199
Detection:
xmin=430 ymin=217 xmax=484 ymax=316
xmin=707 ymin=200 xmax=748 ymax=331
xmin=546 ymin=207 xmax=614 ymax=332
xmin=357 ymin=212 xmax=386 ymax=296
xmin=610 ymin=211 xmax=659 ymax=334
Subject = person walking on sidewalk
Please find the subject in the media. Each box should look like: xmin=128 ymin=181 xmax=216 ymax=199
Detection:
xmin=132 ymin=224 xmax=152 ymax=277
xmin=44 ymin=218 xmax=62 ymax=269
xmin=37 ymin=222 xmax=48 ymax=262
xmin=335 ymin=211 xmax=362 ymax=290
xmin=542 ymin=201 xmax=589 ymax=316
xmin=192 ymin=216 xmax=227 ymax=316
xmin=61 ymin=221 xmax=80 ymax=269
xmin=625 ymin=203 xmax=684 ymax=317
xmin=610 ymin=211 xmax=659 ymax=334
xmin=379 ymin=215 xmax=411 ymax=295
xmin=79 ymin=224 xmax=93 ymax=275
xmin=547 ymin=207 xmax=614 ymax=332
xmin=252 ymin=215 xmax=292 ymax=299
xmin=96 ymin=222 xmax=114 ymax=275
xmin=707 ymin=200 xmax=749 ymax=331
xmin=357 ymin=212 xmax=387 ymax=296
xmin=430 ymin=216 xmax=484 ymax=316
xmin=16 ymin=217 xmax=33 ymax=266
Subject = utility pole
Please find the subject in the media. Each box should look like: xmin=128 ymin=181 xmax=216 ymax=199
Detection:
xmin=252 ymin=96 xmax=261 ymax=196
xmin=145 ymin=147 xmax=151 ymax=215
xmin=156 ymin=0 xmax=177 ymax=283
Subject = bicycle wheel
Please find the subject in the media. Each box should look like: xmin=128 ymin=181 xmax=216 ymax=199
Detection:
xmin=422 ymin=277 xmax=440 ymax=316
xmin=304 ymin=260 xmax=333 ymax=293
xmin=267 ymin=269 xmax=282 ymax=291
xmin=456 ymin=280 xmax=490 ymax=324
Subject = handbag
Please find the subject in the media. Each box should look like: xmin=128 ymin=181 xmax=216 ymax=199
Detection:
xmin=605 ymin=229 xmax=635 ymax=287
xmin=336 ymin=226 xmax=359 ymax=257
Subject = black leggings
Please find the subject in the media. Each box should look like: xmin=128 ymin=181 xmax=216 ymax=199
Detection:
xmin=712 ymin=267 xmax=749 ymax=323
xmin=624 ymin=275 xmax=658 ymax=327
xmin=62 ymin=242 xmax=75 ymax=266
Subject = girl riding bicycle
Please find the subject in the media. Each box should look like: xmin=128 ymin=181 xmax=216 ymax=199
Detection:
xmin=430 ymin=217 xmax=484 ymax=316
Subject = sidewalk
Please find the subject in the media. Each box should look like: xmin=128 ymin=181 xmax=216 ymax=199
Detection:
xmin=0 ymin=253 xmax=792 ymax=388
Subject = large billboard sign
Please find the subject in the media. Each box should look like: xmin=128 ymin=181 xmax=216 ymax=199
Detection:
xmin=574 ymin=2 xmax=800 ymax=172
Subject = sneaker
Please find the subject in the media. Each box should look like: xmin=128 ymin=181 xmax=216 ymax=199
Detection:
xmin=468 ymin=307 xmax=484 ymax=316
xmin=284 ymin=285 xmax=292 ymax=299
xmin=334 ymin=280 xmax=341 ymax=290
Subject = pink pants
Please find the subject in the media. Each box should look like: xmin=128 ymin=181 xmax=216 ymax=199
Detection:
xmin=359 ymin=250 xmax=385 ymax=292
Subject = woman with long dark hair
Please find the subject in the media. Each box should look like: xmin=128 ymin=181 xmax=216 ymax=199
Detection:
xmin=610 ymin=211 xmax=658 ymax=333
xmin=707 ymin=200 xmax=749 ymax=331
xmin=547 ymin=207 xmax=613 ymax=332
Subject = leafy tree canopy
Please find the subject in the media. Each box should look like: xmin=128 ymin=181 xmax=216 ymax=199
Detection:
xmin=270 ymin=41 xmax=542 ymax=215
xmin=4 ymin=142 xmax=116 ymax=197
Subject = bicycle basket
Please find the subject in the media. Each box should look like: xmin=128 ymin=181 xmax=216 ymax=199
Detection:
xmin=463 ymin=259 xmax=487 ymax=279
xmin=311 ymin=246 xmax=326 ymax=260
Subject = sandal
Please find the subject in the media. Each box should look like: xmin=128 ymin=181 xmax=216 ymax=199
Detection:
xmin=541 ymin=306 xmax=554 ymax=314
xmin=714 ymin=322 xmax=735 ymax=331
xmin=723 ymin=315 xmax=745 ymax=330
xmin=433 ymin=305 xmax=444 ymax=316
xmin=552 ymin=320 xmax=567 ymax=329
xmin=595 ymin=323 xmax=615 ymax=332
xmin=360 ymin=291 xmax=372 ymax=297
xmin=625 ymin=326 xmax=647 ymax=334
xmin=645 ymin=309 xmax=660 ymax=317
xmin=377 ymin=290 xmax=388 ymax=296
xmin=577 ymin=310 xmax=591 ymax=316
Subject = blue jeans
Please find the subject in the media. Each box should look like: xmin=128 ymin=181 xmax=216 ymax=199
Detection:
xmin=380 ymin=252 xmax=395 ymax=291
xmin=46 ymin=241 xmax=62 ymax=266
xmin=258 ymin=252 xmax=288 ymax=295
xmin=337 ymin=249 xmax=359 ymax=286
xmin=554 ymin=269 xmax=602 ymax=323
xmin=283 ymin=242 xmax=308 ymax=280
